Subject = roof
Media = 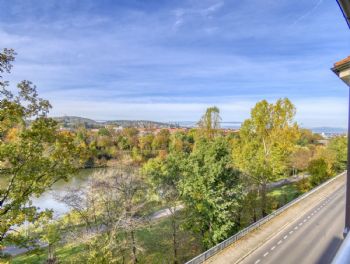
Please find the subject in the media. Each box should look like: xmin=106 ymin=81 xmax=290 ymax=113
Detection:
xmin=333 ymin=56 xmax=350 ymax=74
xmin=334 ymin=56 xmax=350 ymax=67
xmin=332 ymin=56 xmax=350 ymax=87
xmin=337 ymin=0 xmax=350 ymax=28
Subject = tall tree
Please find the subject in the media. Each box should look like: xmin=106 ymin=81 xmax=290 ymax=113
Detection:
xmin=143 ymin=153 xmax=184 ymax=264
xmin=181 ymin=137 xmax=243 ymax=248
xmin=232 ymin=98 xmax=299 ymax=216
xmin=197 ymin=106 xmax=221 ymax=139
xmin=0 ymin=49 xmax=77 ymax=244
xmin=308 ymin=158 xmax=330 ymax=187
xmin=289 ymin=147 xmax=313 ymax=173
xmin=327 ymin=136 xmax=347 ymax=171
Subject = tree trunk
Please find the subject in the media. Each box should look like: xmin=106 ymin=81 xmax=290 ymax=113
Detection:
xmin=260 ymin=183 xmax=267 ymax=217
xmin=172 ymin=216 xmax=178 ymax=264
xmin=253 ymin=207 xmax=257 ymax=222
xmin=47 ymin=244 xmax=57 ymax=264
xmin=131 ymin=230 xmax=138 ymax=264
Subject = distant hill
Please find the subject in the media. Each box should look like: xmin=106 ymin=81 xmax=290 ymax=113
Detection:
xmin=52 ymin=116 xmax=176 ymax=129
xmin=53 ymin=116 xmax=99 ymax=128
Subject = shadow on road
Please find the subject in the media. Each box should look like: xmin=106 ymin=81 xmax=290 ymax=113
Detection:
xmin=316 ymin=236 xmax=343 ymax=264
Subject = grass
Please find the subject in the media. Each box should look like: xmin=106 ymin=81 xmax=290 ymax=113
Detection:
xmin=11 ymin=183 xmax=304 ymax=264
xmin=11 ymin=244 xmax=84 ymax=264
xmin=268 ymin=183 xmax=301 ymax=209
xmin=11 ymin=211 xmax=202 ymax=264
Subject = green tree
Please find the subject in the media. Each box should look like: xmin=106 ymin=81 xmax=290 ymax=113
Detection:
xmin=308 ymin=158 xmax=330 ymax=187
xmin=328 ymin=136 xmax=347 ymax=171
xmin=42 ymin=222 xmax=61 ymax=264
xmin=138 ymin=133 xmax=155 ymax=160
xmin=197 ymin=106 xmax=221 ymax=139
xmin=143 ymin=153 xmax=184 ymax=264
xmin=152 ymin=129 xmax=170 ymax=151
xmin=0 ymin=49 xmax=77 ymax=245
xmin=181 ymin=137 xmax=243 ymax=248
xmin=297 ymin=128 xmax=323 ymax=146
xmin=232 ymin=98 xmax=299 ymax=216
xmin=169 ymin=131 xmax=194 ymax=154
xmin=98 ymin=127 xmax=111 ymax=137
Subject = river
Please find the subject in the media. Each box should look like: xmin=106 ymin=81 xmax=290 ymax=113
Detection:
xmin=31 ymin=167 xmax=115 ymax=217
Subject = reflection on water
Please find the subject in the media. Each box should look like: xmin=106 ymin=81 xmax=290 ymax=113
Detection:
xmin=31 ymin=167 xmax=115 ymax=217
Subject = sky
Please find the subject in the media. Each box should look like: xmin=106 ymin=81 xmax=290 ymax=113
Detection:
xmin=0 ymin=0 xmax=349 ymax=128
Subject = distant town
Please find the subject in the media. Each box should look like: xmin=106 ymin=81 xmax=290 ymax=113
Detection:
xmin=55 ymin=115 xmax=346 ymax=139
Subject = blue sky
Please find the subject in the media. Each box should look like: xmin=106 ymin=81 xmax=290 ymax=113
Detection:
xmin=0 ymin=0 xmax=349 ymax=127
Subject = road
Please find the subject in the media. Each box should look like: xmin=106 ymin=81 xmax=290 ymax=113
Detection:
xmin=241 ymin=185 xmax=345 ymax=264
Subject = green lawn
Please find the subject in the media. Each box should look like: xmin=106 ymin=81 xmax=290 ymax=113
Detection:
xmin=11 ymin=244 xmax=84 ymax=264
xmin=11 ymin=184 xmax=303 ymax=264
xmin=11 ymin=211 xmax=201 ymax=264
xmin=268 ymin=183 xmax=301 ymax=209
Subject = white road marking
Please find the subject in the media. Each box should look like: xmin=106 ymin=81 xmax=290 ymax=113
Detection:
xmin=271 ymin=246 xmax=276 ymax=251
xmin=307 ymin=216 xmax=311 ymax=219
xmin=294 ymin=226 xmax=298 ymax=230
xmin=264 ymin=252 xmax=269 ymax=257
xmin=278 ymin=240 xmax=282 ymax=245
xmin=289 ymin=231 xmax=294 ymax=234
xmin=299 ymin=223 xmax=303 ymax=226
xmin=303 ymin=219 xmax=307 ymax=223
xmin=283 ymin=235 xmax=288 ymax=240
xmin=255 ymin=260 xmax=261 ymax=264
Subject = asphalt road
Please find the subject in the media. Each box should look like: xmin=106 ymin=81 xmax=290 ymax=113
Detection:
xmin=241 ymin=185 xmax=345 ymax=264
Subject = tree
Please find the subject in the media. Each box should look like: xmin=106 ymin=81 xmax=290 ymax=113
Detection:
xmin=169 ymin=131 xmax=194 ymax=154
xmin=69 ymin=166 xmax=147 ymax=264
xmin=181 ymin=137 xmax=243 ymax=248
xmin=143 ymin=153 xmax=184 ymax=264
xmin=152 ymin=129 xmax=170 ymax=151
xmin=232 ymin=98 xmax=299 ymax=216
xmin=308 ymin=158 xmax=329 ymax=187
xmin=42 ymin=222 xmax=61 ymax=264
xmin=289 ymin=147 xmax=313 ymax=173
xmin=138 ymin=133 xmax=154 ymax=159
xmin=314 ymin=146 xmax=336 ymax=175
xmin=122 ymin=128 xmax=139 ymax=150
xmin=98 ymin=127 xmax=111 ymax=137
xmin=328 ymin=136 xmax=347 ymax=171
xmin=297 ymin=128 xmax=323 ymax=146
xmin=0 ymin=49 xmax=77 ymax=245
xmin=197 ymin=106 xmax=221 ymax=139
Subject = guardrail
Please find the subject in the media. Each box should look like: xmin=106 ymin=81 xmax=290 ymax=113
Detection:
xmin=185 ymin=172 xmax=345 ymax=264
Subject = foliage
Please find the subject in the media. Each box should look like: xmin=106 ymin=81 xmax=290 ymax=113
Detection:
xmin=289 ymin=147 xmax=313 ymax=172
xmin=308 ymin=158 xmax=330 ymax=187
xmin=143 ymin=152 xmax=184 ymax=263
xmin=297 ymin=128 xmax=323 ymax=146
xmin=232 ymin=98 xmax=299 ymax=216
xmin=197 ymin=106 xmax=221 ymax=139
xmin=181 ymin=137 xmax=243 ymax=248
xmin=328 ymin=136 xmax=347 ymax=171
xmin=0 ymin=49 xmax=78 ymax=246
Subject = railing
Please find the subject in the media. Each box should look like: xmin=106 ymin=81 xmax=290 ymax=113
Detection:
xmin=185 ymin=172 xmax=345 ymax=264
